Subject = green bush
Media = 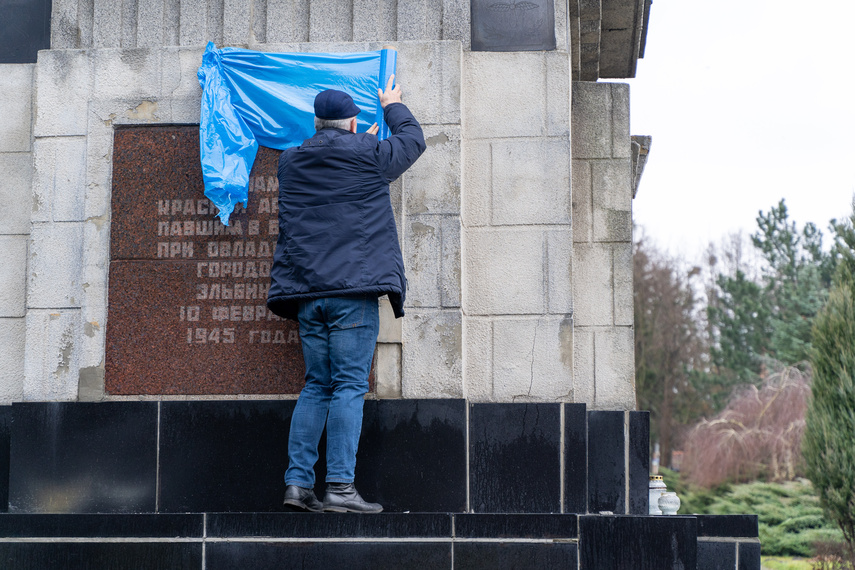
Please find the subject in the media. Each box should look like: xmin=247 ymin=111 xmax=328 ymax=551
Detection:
xmin=659 ymin=470 xmax=844 ymax=557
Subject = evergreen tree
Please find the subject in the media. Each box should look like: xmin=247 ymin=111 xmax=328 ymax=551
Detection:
xmin=803 ymin=203 xmax=855 ymax=564
xmin=708 ymin=200 xmax=833 ymax=386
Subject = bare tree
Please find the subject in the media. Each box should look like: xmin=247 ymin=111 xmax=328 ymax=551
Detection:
xmin=682 ymin=366 xmax=810 ymax=488
xmin=634 ymin=235 xmax=708 ymax=468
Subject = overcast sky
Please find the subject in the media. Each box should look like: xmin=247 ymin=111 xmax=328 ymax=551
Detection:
xmin=624 ymin=0 xmax=855 ymax=260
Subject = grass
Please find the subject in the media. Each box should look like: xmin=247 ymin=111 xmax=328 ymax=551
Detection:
xmin=761 ymin=557 xmax=814 ymax=570
xmin=660 ymin=468 xmax=845 ymax=557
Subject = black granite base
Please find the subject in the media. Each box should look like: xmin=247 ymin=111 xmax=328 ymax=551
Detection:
xmin=0 ymin=542 xmax=202 ymax=570
xmin=8 ymin=402 xmax=158 ymax=513
xmin=0 ymin=512 xmax=760 ymax=570
xmin=579 ymin=515 xmax=698 ymax=569
xmin=0 ymin=401 xmax=680 ymax=518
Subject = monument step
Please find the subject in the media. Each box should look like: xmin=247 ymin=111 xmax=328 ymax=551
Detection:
xmin=0 ymin=512 xmax=760 ymax=569
xmin=0 ymin=400 xmax=650 ymax=515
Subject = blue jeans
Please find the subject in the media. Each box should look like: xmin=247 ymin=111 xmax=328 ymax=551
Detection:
xmin=285 ymin=295 xmax=379 ymax=488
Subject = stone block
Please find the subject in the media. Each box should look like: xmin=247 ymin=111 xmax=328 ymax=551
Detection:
xmin=404 ymin=215 xmax=442 ymax=308
xmin=93 ymin=0 xmax=123 ymax=47
xmin=594 ymin=327 xmax=635 ymax=409
xmin=389 ymin=178 xmax=403 ymax=235
xmin=592 ymin=158 xmax=632 ymax=242
xmin=32 ymin=137 xmax=87 ymax=222
xmin=80 ymin=219 xmax=111 ymax=370
xmin=402 ymin=309 xmax=463 ymax=398
xmin=378 ymin=296 xmax=402 ymax=343
xmin=353 ymin=0 xmax=397 ymax=42
xmin=0 ymin=64 xmax=34 ymax=152
xmin=571 ymin=81 xmax=611 ymax=159
xmin=93 ymin=48 xmax=162 ymax=100
xmin=404 ymin=213 xmax=461 ymax=309
xmin=266 ymin=0 xmax=310 ymax=43
xmin=396 ymin=42 xmax=461 ymax=126
xmin=463 ymin=52 xmax=545 ymax=139
xmin=309 ymin=0 xmax=353 ymax=42
xmin=51 ymin=0 xmax=82 ymax=48
xmin=554 ymin=0 xmax=569 ymax=51
xmin=440 ymin=216 xmax=461 ymax=308
xmin=491 ymin=139 xmax=570 ymax=226
xmin=137 ymin=0 xmax=166 ymax=47
xmin=464 ymin=317 xmax=492 ymax=401
xmin=404 ymin=125 xmax=460 ymax=215
xmin=0 ymin=318 xmax=25 ymax=403
xmin=572 ymin=243 xmax=612 ymax=326
xmin=83 ymin=113 xmax=113 ymax=220
xmin=547 ymin=229 xmax=573 ymax=314
xmin=0 ymin=237 xmax=27 ymax=318
xmin=611 ymin=83 xmax=630 ymax=158
xmin=121 ymin=0 xmax=137 ymax=47
xmin=223 ymin=0 xmax=252 ymax=45
xmin=546 ymin=52 xmax=571 ymax=137
xmin=465 ymin=228 xmax=545 ymax=315
xmin=207 ymin=0 xmax=225 ymax=45
xmin=492 ymin=315 xmax=573 ymax=401
xmin=34 ymin=50 xmax=91 ymax=137
xmin=0 ymin=153 xmax=34 ymax=234
xmin=441 ymin=0 xmax=470 ymax=48
xmin=28 ymin=223 xmax=84 ymax=309
xmin=573 ymin=327 xmax=595 ymax=407
xmin=251 ymin=0 xmax=267 ymax=43
xmin=571 ymin=159 xmax=592 ymax=243
xmin=161 ymin=46 xmax=206 ymax=100
xmin=23 ymin=309 xmax=82 ymax=401
xmin=162 ymin=0 xmax=179 ymax=45
xmin=180 ymin=0 xmax=211 ymax=45
xmin=397 ymin=0 xmax=442 ymax=41
xmin=461 ymin=140 xmax=490 ymax=227
xmin=167 ymin=97 xmax=203 ymax=124
xmin=613 ymin=243 xmax=633 ymax=326
xmin=90 ymin=98 xmax=168 ymax=126
xmin=375 ymin=343 xmax=402 ymax=398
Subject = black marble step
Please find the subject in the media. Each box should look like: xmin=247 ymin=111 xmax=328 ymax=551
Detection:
xmin=2 ymin=400 xmax=651 ymax=516
xmin=0 ymin=512 xmax=759 ymax=570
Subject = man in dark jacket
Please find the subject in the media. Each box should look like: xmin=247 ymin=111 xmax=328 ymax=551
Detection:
xmin=268 ymin=75 xmax=425 ymax=513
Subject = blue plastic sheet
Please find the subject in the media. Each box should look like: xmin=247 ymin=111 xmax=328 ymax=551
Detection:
xmin=197 ymin=42 xmax=397 ymax=225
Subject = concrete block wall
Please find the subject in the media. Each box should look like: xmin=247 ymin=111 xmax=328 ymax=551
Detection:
xmin=18 ymin=39 xmax=462 ymax=402
xmin=0 ymin=65 xmax=35 ymax=404
xmin=9 ymin=1 xmax=638 ymax=409
xmin=50 ymin=0 xmax=472 ymax=50
xmin=571 ymin=81 xmax=635 ymax=410
xmin=397 ymin=42 xmax=464 ymax=399
xmin=461 ymin=51 xmax=575 ymax=402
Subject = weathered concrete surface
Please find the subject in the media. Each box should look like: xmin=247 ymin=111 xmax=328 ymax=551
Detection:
xmin=0 ymin=237 xmax=28 ymax=318
xmin=0 ymin=318 xmax=26 ymax=403
xmin=571 ymin=79 xmax=635 ymax=410
xmin=0 ymin=65 xmax=34 ymax=152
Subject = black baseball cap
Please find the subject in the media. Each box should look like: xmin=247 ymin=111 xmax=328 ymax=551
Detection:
xmin=314 ymin=89 xmax=361 ymax=120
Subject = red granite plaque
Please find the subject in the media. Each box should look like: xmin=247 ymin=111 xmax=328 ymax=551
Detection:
xmin=105 ymin=126 xmax=304 ymax=395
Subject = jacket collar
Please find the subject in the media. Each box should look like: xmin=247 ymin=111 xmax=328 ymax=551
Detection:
xmin=302 ymin=127 xmax=352 ymax=147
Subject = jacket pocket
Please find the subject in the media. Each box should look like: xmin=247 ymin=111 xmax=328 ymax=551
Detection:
xmin=283 ymin=200 xmax=367 ymax=291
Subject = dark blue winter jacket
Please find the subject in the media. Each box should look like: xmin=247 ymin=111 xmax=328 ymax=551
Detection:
xmin=267 ymin=102 xmax=426 ymax=321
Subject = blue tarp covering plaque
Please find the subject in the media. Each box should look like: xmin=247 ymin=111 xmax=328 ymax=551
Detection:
xmin=197 ymin=43 xmax=397 ymax=225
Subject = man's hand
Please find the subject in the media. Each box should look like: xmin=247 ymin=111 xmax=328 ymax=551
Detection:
xmin=366 ymin=123 xmax=379 ymax=135
xmin=378 ymin=74 xmax=402 ymax=109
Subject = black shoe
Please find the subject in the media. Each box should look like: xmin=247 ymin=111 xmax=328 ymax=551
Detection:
xmin=283 ymin=485 xmax=323 ymax=513
xmin=323 ymin=483 xmax=383 ymax=513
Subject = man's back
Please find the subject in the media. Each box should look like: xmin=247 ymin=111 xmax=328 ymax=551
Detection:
xmin=267 ymin=101 xmax=426 ymax=321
